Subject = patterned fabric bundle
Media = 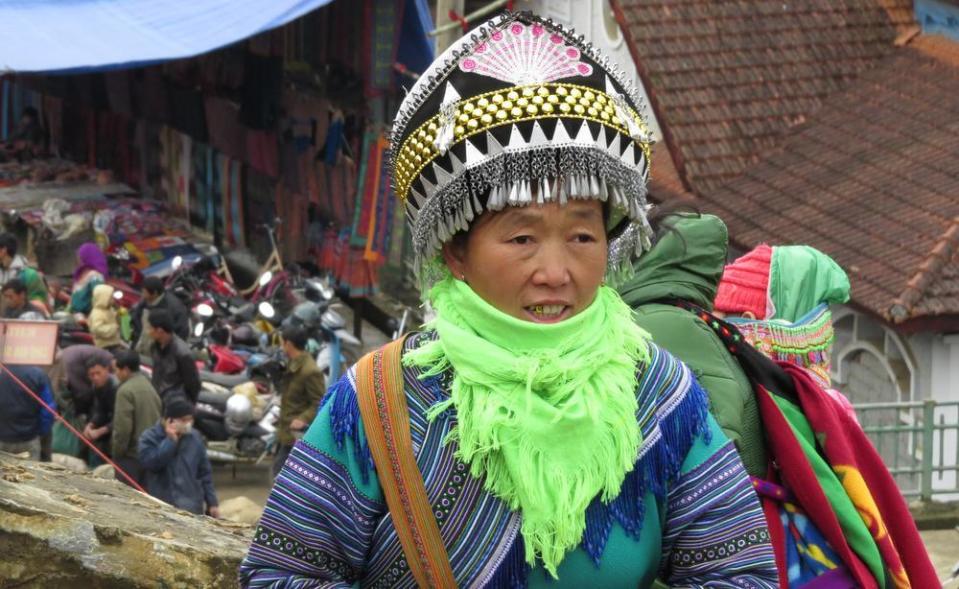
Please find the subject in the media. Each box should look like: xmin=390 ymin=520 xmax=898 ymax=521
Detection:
xmin=679 ymin=300 xmax=939 ymax=588
xmin=389 ymin=11 xmax=654 ymax=278
xmin=730 ymin=303 xmax=835 ymax=388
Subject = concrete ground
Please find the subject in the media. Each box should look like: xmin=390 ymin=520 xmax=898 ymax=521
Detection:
xmin=925 ymin=528 xmax=959 ymax=587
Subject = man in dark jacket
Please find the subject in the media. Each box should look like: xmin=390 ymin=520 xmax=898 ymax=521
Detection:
xmin=148 ymin=309 xmax=200 ymax=404
xmin=273 ymin=325 xmax=326 ymax=477
xmin=0 ymin=365 xmax=55 ymax=460
xmin=111 ymin=349 xmax=162 ymax=486
xmin=81 ymin=355 xmax=117 ymax=458
xmin=139 ymin=395 xmax=218 ymax=516
xmin=618 ymin=213 xmax=767 ymax=477
xmin=130 ymin=276 xmax=190 ymax=355
xmin=57 ymin=344 xmax=115 ymax=419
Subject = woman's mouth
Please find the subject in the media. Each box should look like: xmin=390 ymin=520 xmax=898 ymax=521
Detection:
xmin=524 ymin=304 xmax=571 ymax=323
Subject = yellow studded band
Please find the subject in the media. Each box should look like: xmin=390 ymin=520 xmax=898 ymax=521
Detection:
xmin=393 ymin=82 xmax=652 ymax=203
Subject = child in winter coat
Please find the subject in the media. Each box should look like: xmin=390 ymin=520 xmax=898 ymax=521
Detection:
xmin=89 ymin=284 xmax=123 ymax=350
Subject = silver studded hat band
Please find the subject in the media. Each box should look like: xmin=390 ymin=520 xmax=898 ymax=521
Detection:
xmin=390 ymin=11 xmax=654 ymax=277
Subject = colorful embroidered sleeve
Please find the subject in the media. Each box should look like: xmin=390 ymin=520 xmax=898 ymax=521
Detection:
xmin=239 ymin=373 xmax=385 ymax=588
xmin=660 ymin=415 xmax=778 ymax=588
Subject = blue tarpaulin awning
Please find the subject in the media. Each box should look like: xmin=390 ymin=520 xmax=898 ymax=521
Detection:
xmin=0 ymin=0 xmax=335 ymax=74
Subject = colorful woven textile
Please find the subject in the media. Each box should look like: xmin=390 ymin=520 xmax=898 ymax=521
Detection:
xmin=781 ymin=363 xmax=939 ymax=589
xmin=678 ymin=299 xmax=938 ymax=589
xmin=730 ymin=303 xmax=835 ymax=387
xmin=239 ymin=335 xmax=777 ymax=587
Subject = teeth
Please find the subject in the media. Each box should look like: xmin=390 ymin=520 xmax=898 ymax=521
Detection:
xmin=530 ymin=305 xmax=565 ymax=316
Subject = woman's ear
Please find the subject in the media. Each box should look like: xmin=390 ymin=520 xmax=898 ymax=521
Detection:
xmin=441 ymin=239 xmax=468 ymax=282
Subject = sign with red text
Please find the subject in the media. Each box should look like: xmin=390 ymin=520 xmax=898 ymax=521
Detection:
xmin=0 ymin=320 xmax=58 ymax=366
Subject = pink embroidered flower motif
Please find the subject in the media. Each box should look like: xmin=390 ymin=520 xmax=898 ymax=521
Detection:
xmin=458 ymin=22 xmax=594 ymax=84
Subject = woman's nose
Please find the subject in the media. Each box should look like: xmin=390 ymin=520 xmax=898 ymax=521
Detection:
xmin=530 ymin=245 xmax=571 ymax=288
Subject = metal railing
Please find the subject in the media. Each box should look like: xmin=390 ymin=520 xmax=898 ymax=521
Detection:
xmin=852 ymin=399 xmax=959 ymax=501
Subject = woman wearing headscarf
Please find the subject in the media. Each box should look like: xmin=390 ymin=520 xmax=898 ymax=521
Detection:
xmin=70 ymin=242 xmax=108 ymax=317
xmin=626 ymin=230 xmax=937 ymax=588
xmin=240 ymin=13 xmax=776 ymax=588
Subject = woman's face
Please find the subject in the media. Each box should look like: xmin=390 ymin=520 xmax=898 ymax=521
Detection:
xmin=443 ymin=200 xmax=607 ymax=323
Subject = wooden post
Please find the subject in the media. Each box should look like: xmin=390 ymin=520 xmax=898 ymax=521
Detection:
xmin=434 ymin=0 xmax=466 ymax=54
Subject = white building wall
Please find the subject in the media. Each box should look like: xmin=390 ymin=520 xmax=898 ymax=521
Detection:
xmin=833 ymin=306 xmax=959 ymax=497
xmin=518 ymin=0 xmax=663 ymax=141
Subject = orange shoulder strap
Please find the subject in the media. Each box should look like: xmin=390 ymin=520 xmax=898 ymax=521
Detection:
xmin=355 ymin=337 xmax=457 ymax=588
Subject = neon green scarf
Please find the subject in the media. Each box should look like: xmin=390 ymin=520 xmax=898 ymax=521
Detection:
xmin=404 ymin=277 xmax=649 ymax=576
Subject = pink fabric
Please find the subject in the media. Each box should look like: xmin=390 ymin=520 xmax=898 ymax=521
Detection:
xmin=714 ymin=243 xmax=773 ymax=318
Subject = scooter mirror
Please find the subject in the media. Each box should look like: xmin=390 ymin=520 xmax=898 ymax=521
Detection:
xmin=194 ymin=322 xmax=205 ymax=338
xmin=172 ymin=256 xmax=183 ymax=270
xmin=258 ymin=302 xmax=276 ymax=319
xmin=196 ymin=303 xmax=214 ymax=318
xmin=258 ymin=271 xmax=273 ymax=287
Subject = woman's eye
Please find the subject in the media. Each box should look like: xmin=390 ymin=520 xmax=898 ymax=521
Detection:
xmin=573 ymin=233 xmax=596 ymax=243
xmin=510 ymin=235 xmax=533 ymax=245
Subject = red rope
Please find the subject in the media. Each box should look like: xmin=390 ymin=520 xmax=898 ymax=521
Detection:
xmin=0 ymin=362 xmax=147 ymax=494
xmin=448 ymin=9 xmax=469 ymax=32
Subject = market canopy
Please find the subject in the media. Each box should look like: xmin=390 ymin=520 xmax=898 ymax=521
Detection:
xmin=0 ymin=0 xmax=335 ymax=74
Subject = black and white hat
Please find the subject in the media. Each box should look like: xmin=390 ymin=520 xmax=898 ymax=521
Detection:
xmin=390 ymin=11 xmax=654 ymax=276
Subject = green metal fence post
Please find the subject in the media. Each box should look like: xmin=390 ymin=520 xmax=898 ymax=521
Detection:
xmin=921 ymin=399 xmax=935 ymax=502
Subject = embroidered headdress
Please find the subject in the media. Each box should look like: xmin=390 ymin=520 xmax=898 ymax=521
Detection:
xmin=390 ymin=11 xmax=654 ymax=277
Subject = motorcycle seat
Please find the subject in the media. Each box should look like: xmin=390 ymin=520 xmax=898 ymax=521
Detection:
xmin=198 ymin=388 xmax=232 ymax=407
xmin=199 ymin=369 xmax=251 ymax=388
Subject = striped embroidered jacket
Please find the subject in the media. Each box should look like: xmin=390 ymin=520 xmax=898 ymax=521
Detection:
xmin=240 ymin=333 xmax=777 ymax=587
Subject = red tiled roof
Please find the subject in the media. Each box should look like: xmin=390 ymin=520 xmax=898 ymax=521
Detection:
xmin=612 ymin=0 xmax=917 ymax=194
xmin=695 ymin=36 xmax=959 ymax=330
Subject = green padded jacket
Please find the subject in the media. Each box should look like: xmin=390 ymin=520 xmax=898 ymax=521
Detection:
xmin=619 ymin=214 xmax=767 ymax=477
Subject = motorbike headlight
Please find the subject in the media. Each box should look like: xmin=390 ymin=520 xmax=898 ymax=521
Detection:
xmin=258 ymin=302 xmax=276 ymax=319
xmin=194 ymin=322 xmax=205 ymax=338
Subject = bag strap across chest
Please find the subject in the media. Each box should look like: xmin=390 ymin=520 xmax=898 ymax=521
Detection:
xmin=354 ymin=337 xmax=457 ymax=589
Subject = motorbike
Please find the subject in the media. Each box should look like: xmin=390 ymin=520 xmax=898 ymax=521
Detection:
xmin=280 ymin=281 xmax=362 ymax=383
xmin=195 ymin=383 xmax=279 ymax=464
xmin=194 ymin=344 xmax=286 ymax=463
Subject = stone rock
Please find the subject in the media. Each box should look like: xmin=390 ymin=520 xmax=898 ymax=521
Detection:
xmin=51 ymin=453 xmax=88 ymax=473
xmin=0 ymin=452 xmax=252 ymax=587
xmin=219 ymin=496 xmax=264 ymax=526
xmin=92 ymin=464 xmax=115 ymax=479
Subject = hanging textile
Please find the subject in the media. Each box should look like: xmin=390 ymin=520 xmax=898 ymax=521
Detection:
xmin=204 ymin=96 xmax=247 ymax=161
xmin=364 ymin=0 xmax=403 ymax=97
xmin=43 ymin=95 xmax=63 ymax=156
xmin=349 ymin=130 xmax=393 ymax=264
xmin=350 ymin=130 xmax=377 ymax=246
xmin=316 ymin=227 xmax=378 ymax=297
xmin=189 ymin=141 xmax=215 ymax=234
xmin=366 ymin=135 xmax=394 ymax=263
xmin=246 ymin=129 xmax=278 ymax=177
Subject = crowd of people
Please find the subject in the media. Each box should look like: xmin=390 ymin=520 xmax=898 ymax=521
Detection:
xmin=0 ymin=225 xmax=221 ymax=516
xmin=0 ymin=220 xmax=329 ymax=521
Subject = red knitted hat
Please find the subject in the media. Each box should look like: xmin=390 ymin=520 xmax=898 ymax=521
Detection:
xmin=713 ymin=244 xmax=773 ymax=319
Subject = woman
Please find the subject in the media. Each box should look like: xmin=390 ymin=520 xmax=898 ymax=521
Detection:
xmin=241 ymin=13 xmax=776 ymax=587
xmin=70 ymin=242 xmax=108 ymax=317
xmin=626 ymin=227 xmax=936 ymax=588
xmin=89 ymin=283 xmax=124 ymax=351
